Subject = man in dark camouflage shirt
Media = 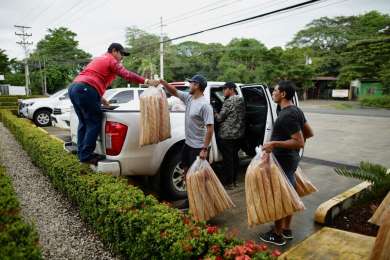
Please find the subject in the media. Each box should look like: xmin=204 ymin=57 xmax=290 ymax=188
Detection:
xmin=215 ymin=82 xmax=246 ymax=189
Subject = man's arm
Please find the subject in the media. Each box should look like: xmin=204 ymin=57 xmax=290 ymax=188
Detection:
xmin=159 ymin=79 xmax=178 ymax=97
xmin=215 ymin=100 xmax=229 ymax=123
xmin=112 ymin=60 xmax=145 ymax=84
xmin=263 ymin=131 xmax=305 ymax=153
xmin=302 ymin=122 xmax=314 ymax=140
xmin=200 ymin=124 xmax=214 ymax=159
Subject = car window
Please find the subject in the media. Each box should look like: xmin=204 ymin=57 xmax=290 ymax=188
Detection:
xmin=241 ymin=87 xmax=267 ymax=106
xmin=109 ymin=90 xmax=134 ymax=104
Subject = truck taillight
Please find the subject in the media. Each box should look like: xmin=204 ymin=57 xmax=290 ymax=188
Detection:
xmin=105 ymin=121 xmax=128 ymax=156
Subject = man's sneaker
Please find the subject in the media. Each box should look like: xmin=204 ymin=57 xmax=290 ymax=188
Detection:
xmin=175 ymin=199 xmax=189 ymax=211
xmin=259 ymin=230 xmax=286 ymax=246
xmin=81 ymin=157 xmax=99 ymax=166
xmin=282 ymin=229 xmax=293 ymax=240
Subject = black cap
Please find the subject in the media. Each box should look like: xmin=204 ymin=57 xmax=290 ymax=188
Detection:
xmin=186 ymin=74 xmax=207 ymax=89
xmin=108 ymin=43 xmax=129 ymax=56
xmin=223 ymin=82 xmax=237 ymax=89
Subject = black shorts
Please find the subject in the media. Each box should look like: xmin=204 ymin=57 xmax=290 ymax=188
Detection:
xmin=273 ymin=154 xmax=299 ymax=188
xmin=181 ymin=143 xmax=202 ymax=169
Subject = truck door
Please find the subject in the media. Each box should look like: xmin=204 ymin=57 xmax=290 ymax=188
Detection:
xmin=239 ymin=85 xmax=276 ymax=157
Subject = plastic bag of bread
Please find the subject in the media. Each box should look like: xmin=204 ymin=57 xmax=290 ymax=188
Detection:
xmin=295 ymin=166 xmax=318 ymax=197
xmin=245 ymin=147 xmax=305 ymax=227
xmin=187 ymin=157 xmax=235 ymax=222
xmin=139 ymin=86 xmax=171 ymax=146
xmin=369 ymin=192 xmax=390 ymax=226
xmin=369 ymin=207 xmax=390 ymax=260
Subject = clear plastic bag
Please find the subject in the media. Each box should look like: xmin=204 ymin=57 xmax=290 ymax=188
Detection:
xmin=139 ymin=86 xmax=171 ymax=146
xmin=187 ymin=157 xmax=235 ymax=222
xmin=369 ymin=192 xmax=390 ymax=226
xmin=369 ymin=207 xmax=390 ymax=260
xmin=295 ymin=166 xmax=318 ymax=197
xmin=245 ymin=147 xmax=305 ymax=226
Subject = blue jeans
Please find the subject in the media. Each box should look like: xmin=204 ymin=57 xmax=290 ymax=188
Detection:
xmin=68 ymin=82 xmax=102 ymax=162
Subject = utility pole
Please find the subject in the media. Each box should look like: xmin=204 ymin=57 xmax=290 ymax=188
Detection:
xmin=43 ymin=57 xmax=47 ymax=95
xmin=160 ymin=17 xmax=165 ymax=79
xmin=14 ymin=25 xmax=33 ymax=95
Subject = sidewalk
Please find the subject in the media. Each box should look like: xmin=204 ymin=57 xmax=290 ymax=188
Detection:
xmin=209 ymin=161 xmax=361 ymax=251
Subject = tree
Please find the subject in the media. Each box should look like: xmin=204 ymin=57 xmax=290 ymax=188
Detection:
xmin=0 ymin=49 xmax=9 ymax=74
xmin=217 ymin=38 xmax=267 ymax=83
xmin=289 ymin=11 xmax=390 ymax=79
xmin=167 ymin=41 xmax=223 ymax=81
xmin=337 ymin=37 xmax=390 ymax=88
xmin=289 ymin=11 xmax=390 ymax=51
xmin=29 ymin=27 xmax=91 ymax=94
xmin=0 ymin=50 xmax=25 ymax=86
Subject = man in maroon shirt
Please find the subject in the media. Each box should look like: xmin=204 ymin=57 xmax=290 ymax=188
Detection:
xmin=69 ymin=43 xmax=159 ymax=165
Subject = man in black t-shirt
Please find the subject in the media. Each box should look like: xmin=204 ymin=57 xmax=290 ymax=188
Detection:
xmin=259 ymin=80 xmax=314 ymax=246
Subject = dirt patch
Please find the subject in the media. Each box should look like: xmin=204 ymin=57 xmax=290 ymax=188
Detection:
xmin=331 ymin=200 xmax=381 ymax=237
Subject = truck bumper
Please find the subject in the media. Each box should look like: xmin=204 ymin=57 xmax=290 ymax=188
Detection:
xmin=92 ymin=160 xmax=121 ymax=177
xmin=64 ymin=142 xmax=121 ymax=176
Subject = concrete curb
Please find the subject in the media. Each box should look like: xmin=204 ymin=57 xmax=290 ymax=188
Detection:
xmin=280 ymin=227 xmax=375 ymax=260
xmin=314 ymin=181 xmax=371 ymax=225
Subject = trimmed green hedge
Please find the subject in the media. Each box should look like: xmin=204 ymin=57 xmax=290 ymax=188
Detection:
xmin=0 ymin=102 xmax=17 ymax=107
xmin=0 ymin=165 xmax=42 ymax=259
xmin=0 ymin=109 xmax=277 ymax=259
xmin=359 ymin=95 xmax=390 ymax=109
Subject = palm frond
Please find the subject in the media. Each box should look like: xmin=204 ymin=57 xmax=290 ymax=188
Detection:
xmin=335 ymin=167 xmax=379 ymax=183
xmin=359 ymin=161 xmax=388 ymax=178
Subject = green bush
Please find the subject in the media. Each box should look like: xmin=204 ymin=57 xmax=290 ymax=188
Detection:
xmin=0 ymin=102 xmax=17 ymax=107
xmin=0 ymin=109 xmax=276 ymax=259
xmin=0 ymin=165 xmax=43 ymax=260
xmin=359 ymin=95 xmax=390 ymax=109
xmin=0 ymin=97 xmax=18 ymax=103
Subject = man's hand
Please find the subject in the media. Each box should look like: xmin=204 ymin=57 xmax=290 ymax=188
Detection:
xmin=262 ymin=141 xmax=275 ymax=153
xmin=199 ymin=149 xmax=208 ymax=160
xmin=159 ymin=79 xmax=178 ymax=97
xmin=145 ymin=79 xmax=160 ymax=87
xmin=101 ymin=97 xmax=110 ymax=107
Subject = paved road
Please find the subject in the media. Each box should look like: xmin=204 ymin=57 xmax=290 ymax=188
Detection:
xmin=302 ymin=107 xmax=390 ymax=118
xmin=303 ymin=112 xmax=390 ymax=168
xmin=300 ymin=100 xmax=390 ymax=118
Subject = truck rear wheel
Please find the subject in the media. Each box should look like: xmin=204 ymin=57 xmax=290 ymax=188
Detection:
xmin=160 ymin=150 xmax=187 ymax=200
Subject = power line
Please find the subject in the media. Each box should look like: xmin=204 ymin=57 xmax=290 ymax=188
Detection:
xmin=47 ymin=0 xmax=86 ymax=25
xmin=231 ymin=0 xmax=349 ymax=35
xmin=127 ymin=0 xmax=325 ymax=55
xmin=182 ymin=0 xmax=294 ymax=33
xmin=29 ymin=2 xmax=59 ymax=25
xmin=64 ymin=0 xmax=108 ymax=26
xmin=142 ymin=0 xmax=237 ymax=30
xmin=146 ymin=0 xmax=244 ymax=31
xmin=85 ymin=0 xmax=287 ymax=51
xmin=165 ymin=0 xmax=325 ymax=43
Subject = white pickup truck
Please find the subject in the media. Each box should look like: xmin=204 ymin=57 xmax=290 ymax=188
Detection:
xmin=66 ymin=82 xmax=298 ymax=199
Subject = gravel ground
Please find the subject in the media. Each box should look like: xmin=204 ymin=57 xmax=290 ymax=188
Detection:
xmin=0 ymin=123 xmax=118 ymax=260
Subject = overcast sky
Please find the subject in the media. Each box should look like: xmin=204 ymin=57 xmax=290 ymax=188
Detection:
xmin=1 ymin=0 xmax=389 ymax=60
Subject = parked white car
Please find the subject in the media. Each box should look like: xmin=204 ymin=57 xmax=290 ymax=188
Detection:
xmin=66 ymin=82 xmax=299 ymax=199
xmin=18 ymin=89 xmax=69 ymax=127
